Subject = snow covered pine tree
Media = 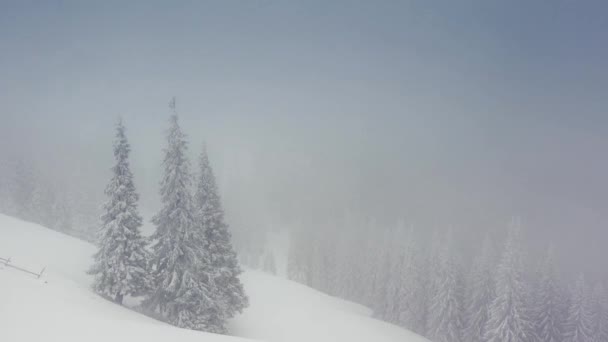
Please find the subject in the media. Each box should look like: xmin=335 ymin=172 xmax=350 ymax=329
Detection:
xmin=427 ymin=229 xmax=464 ymax=342
xmin=88 ymin=119 xmax=149 ymax=304
xmin=564 ymin=274 xmax=594 ymax=342
xmin=145 ymin=109 xmax=219 ymax=331
xmin=484 ymin=223 xmax=534 ymax=342
xmin=463 ymin=236 xmax=495 ymax=342
xmin=396 ymin=228 xmax=427 ymax=335
xmin=591 ymin=283 xmax=608 ymax=342
xmin=532 ymin=246 xmax=564 ymax=342
xmin=194 ymin=145 xmax=248 ymax=331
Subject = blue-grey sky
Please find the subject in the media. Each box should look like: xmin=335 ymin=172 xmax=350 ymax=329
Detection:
xmin=1 ymin=0 xmax=608 ymax=275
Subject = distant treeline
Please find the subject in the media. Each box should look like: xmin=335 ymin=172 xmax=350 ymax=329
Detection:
xmin=287 ymin=218 xmax=607 ymax=342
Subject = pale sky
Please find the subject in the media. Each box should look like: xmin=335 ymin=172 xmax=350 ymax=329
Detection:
xmin=1 ymin=0 xmax=608 ymax=276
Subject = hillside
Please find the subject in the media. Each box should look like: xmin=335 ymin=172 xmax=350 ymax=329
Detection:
xmin=0 ymin=214 xmax=427 ymax=342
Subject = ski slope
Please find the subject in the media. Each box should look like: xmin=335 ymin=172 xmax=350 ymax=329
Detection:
xmin=0 ymin=214 xmax=427 ymax=342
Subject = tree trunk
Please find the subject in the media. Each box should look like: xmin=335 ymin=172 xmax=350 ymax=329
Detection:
xmin=115 ymin=292 xmax=124 ymax=305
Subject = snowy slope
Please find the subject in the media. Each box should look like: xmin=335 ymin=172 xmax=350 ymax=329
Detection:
xmin=0 ymin=214 xmax=427 ymax=342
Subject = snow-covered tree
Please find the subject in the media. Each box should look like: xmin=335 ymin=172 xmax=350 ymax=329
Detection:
xmin=334 ymin=226 xmax=356 ymax=299
xmin=427 ymin=229 xmax=464 ymax=342
xmin=423 ymin=230 xmax=445 ymax=336
xmin=532 ymin=246 xmax=564 ymax=342
xmin=384 ymin=252 xmax=403 ymax=324
xmin=371 ymin=226 xmax=401 ymax=321
xmin=194 ymin=145 xmax=248 ymax=325
xmin=0 ymin=155 xmax=16 ymax=216
xmin=287 ymin=227 xmax=314 ymax=285
xmin=484 ymin=223 xmax=534 ymax=342
xmin=11 ymin=159 xmax=38 ymax=221
xmin=463 ymin=235 xmax=495 ymax=342
xmin=381 ymin=223 xmax=408 ymax=323
xmin=50 ymin=188 xmax=73 ymax=232
xmin=564 ymin=274 xmax=594 ymax=342
xmin=591 ymin=283 xmax=608 ymax=342
xmin=287 ymin=232 xmax=304 ymax=281
xmin=396 ymin=230 xmax=427 ymax=335
xmin=145 ymin=112 xmax=217 ymax=331
xmin=88 ymin=119 xmax=149 ymax=304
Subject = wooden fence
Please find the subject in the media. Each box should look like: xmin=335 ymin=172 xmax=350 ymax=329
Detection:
xmin=0 ymin=256 xmax=46 ymax=279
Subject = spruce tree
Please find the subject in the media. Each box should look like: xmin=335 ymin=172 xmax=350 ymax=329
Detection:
xmin=427 ymin=229 xmax=464 ymax=342
xmin=394 ymin=233 xmax=414 ymax=327
xmin=463 ymin=235 xmax=495 ymax=342
xmin=564 ymin=274 xmax=594 ymax=342
xmin=287 ymin=229 xmax=308 ymax=283
xmin=88 ymin=119 xmax=149 ymax=304
xmin=372 ymin=226 xmax=399 ymax=320
xmin=397 ymin=232 xmax=427 ymax=335
xmin=532 ymin=246 xmax=564 ymax=342
xmin=145 ymin=111 xmax=217 ymax=331
xmin=591 ymin=283 xmax=608 ymax=342
xmin=194 ymin=145 xmax=248 ymax=324
xmin=424 ymin=229 xmax=443 ymax=336
xmin=484 ymin=223 xmax=534 ymax=342
xmin=383 ymin=225 xmax=408 ymax=324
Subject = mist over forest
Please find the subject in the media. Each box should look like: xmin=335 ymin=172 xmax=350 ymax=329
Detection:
xmin=1 ymin=2 xmax=608 ymax=342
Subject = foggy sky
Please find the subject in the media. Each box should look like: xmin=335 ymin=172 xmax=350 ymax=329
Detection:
xmin=1 ymin=1 xmax=608 ymax=276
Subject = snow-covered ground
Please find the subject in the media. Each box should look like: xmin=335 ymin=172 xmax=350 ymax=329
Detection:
xmin=0 ymin=214 xmax=427 ymax=342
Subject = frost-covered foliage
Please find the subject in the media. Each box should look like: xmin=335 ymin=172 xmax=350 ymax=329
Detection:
xmin=564 ymin=274 xmax=594 ymax=342
xmin=145 ymin=114 xmax=218 ymax=331
xmin=463 ymin=236 xmax=494 ymax=342
xmin=396 ymin=228 xmax=427 ymax=334
xmin=372 ymin=227 xmax=398 ymax=320
xmin=374 ymin=226 xmax=405 ymax=323
xmin=591 ymin=283 xmax=608 ymax=342
xmin=532 ymin=246 xmax=564 ymax=342
xmin=1 ymin=159 xmax=61 ymax=230
xmin=287 ymin=228 xmax=311 ymax=284
xmin=285 ymin=215 xmax=608 ymax=342
xmin=484 ymin=224 xmax=534 ymax=342
xmin=194 ymin=145 xmax=248 ymax=329
xmin=427 ymin=230 xmax=463 ymax=342
xmin=423 ymin=230 xmax=443 ymax=336
xmin=0 ymin=150 xmax=101 ymax=240
xmin=88 ymin=119 xmax=150 ymax=304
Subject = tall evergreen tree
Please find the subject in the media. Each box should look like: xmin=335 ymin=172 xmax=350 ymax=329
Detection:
xmin=372 ymin=226 xmax=400 ymax=320
xmin=564 ymin=274 xmax=594 ymax=342
xmin=350 ymin=225 xmax=373 ymax=304
xmin=12 ymin=159 xmax=38 ymax=220
xmin=145 ymin=111 xmax=217 ymax=331
xmin=427 ymin=229 xmax=464 ymax=342
xmin=334 ymin=222 xmax=358 ymax=299
xmin=383 ymin=224 xmax=408 ymax=324
xmin=194 ymin=145 xmax=248 ymax=324
xmin=363 ymin=218 xmax=383 ymax=307
xmin=88 ymin=119 xmax=149 ymax=304
xmin=463 ymin=235 xmax=495 ymax=342
xmin=591 ymin=283 xmax=608 ymax=342
xmin=424 ymin=229 xmax=443 ymax=332
xmin=397 ymin=231 xmax=427 ymax=335
xmin=484 ymin=223 xmax=534 ymax=342
xmin=287 ymin=228 xmax=311 ymax=284
xmin=533 ymin=246 xmax=564 ymax=342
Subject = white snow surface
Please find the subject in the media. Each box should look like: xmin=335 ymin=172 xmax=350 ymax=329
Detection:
xmin=0 ymin=214 xmax=427 ymax=342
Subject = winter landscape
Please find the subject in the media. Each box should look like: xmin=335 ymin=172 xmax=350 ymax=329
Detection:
xmin=2 ymin=2 xmax=608 ymax=342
